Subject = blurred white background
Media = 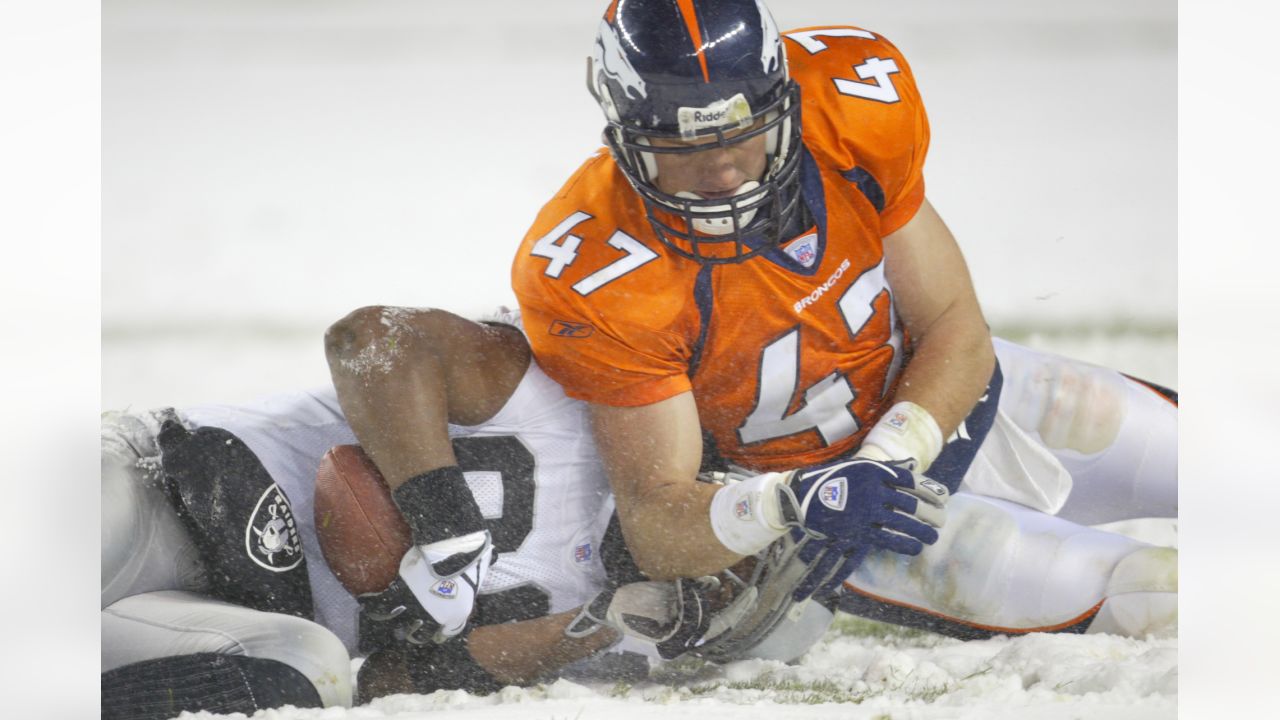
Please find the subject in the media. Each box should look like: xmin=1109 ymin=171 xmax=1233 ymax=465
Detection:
xmin=103 ymin=0 xmax=1175 ymax=409
xmin=74 ymin=3 xmax=1280 ymax=718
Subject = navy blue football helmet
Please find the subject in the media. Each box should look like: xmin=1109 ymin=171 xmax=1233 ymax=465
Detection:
xmin=588 ymin=0 xmax=804 ymax=263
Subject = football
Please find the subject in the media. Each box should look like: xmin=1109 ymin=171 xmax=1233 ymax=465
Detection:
xmin=314 ymin=444 xmax=412 ymax=595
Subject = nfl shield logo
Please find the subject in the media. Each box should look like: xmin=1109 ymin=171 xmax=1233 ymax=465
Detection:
xmin=734 ymin=498 xmax=753 ymax=520
xmin=785 ymin=233 xmax=818 ymax=267
xmin=819 ymin=478 xmax=848 ymax=511
xmin=431 ymin=579 xmax=458 ymax=598
xmin=574 ymin=543 xmax=593 ymax=563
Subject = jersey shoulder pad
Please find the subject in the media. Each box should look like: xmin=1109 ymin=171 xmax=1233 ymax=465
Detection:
xmin=512 ymin=156 xmax=700 ymax=407
xmin=513 ymin=153 xmax=683 ymax=320
xmin=783 ymin=25 xmax=929 ymax=233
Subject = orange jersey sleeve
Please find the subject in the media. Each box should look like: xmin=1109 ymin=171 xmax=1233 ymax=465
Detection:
xmin=512 ymin=152 xmax=705 ymax=407
xmin=784 ymin=25 xmax=930 ymax=235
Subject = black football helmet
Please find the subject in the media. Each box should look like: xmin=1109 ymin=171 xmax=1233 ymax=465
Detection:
xmin=588 ymin=0 xmax=804 ymax=263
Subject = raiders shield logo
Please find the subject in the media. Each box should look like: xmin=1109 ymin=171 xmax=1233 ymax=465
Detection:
xmin=245 ymin=484 xmax=303 ymax=572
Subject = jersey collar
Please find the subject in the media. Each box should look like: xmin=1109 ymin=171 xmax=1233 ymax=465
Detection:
xmin=757 ymin=145 xmax=826 ymax=276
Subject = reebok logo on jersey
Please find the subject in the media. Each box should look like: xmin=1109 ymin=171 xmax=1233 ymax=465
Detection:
xmin=794 ymin=258 xmax=852 ymax=313
xmin=549 ymin=319 xmax=595 ymax=338
xmin=819 ymin=478 xmax=848 ymax=512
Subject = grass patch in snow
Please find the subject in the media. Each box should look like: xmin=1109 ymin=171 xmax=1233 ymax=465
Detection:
xmin=608 ymin=681 xmax=633 ymax=699
xmin=684 ymin=673 xmax=869 ymax=705
xmin=829 ymin=614 xmax=935 ymax=643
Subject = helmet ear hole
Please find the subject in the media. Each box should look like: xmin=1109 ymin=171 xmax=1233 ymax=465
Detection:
xmin=600 ymin=86 xmax=621 ymax=123
xmin=589 ymin=59 xmax=622 ymax=123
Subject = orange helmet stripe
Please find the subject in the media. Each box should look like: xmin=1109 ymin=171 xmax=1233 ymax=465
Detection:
xmin=675 ymin=0 xmax=711 ymax=82
xmin=604 ymin=0 xmax=619 ymax=24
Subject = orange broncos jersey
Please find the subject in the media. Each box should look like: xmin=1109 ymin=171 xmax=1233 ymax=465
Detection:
xmin=512 ymin=26 xmax=930 ymax=472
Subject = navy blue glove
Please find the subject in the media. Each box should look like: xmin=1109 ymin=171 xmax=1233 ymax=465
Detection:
xmin=779 ymin=458 xmax=949 ymax=602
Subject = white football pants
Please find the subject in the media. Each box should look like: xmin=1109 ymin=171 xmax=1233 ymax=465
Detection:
xmin=100 ymin=412 xmax=354 ymax=708
xmin=838 ymin=339 xmax=1177 ymax=638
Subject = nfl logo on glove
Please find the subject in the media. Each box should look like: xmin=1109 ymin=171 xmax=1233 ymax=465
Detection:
xmin=430 ymin=579 xmax=458 ymax=598
xmin=819 ymin=479 xmax=847 ymax=511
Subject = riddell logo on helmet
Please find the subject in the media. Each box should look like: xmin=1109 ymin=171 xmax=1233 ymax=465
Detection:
xmin=678 ymin=93 xmax=753 ymax=138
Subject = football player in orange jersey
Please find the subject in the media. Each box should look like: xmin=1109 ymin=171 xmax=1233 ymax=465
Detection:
xmin=511 ymin=0 xmax=1000 ymax=597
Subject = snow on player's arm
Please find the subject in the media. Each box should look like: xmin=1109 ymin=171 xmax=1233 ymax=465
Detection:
xmin=325 ymin=307 xmax=528 ymax=486
xmin=324 ymin=307 xmax=529 ymax=640
xmin=321 ymin=308 xmax=741 ymax=694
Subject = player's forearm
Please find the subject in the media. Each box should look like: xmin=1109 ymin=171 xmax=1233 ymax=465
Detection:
xmin=618 ymin=480 xmax=746 ymax=579
xmin=890 ymin=299 xmax=994 ymax=439
xmin=590 ymin=394 xmax=747 ymax=577
xmin=879 ymin=199 xmax=994 ymax=451
xmin=467 ymin=609 xmax=621 ymax=685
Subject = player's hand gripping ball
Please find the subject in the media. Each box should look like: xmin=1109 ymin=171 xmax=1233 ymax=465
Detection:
xmin=314 ymin=444 xmax=412 ymax=595
xmin=314 ymin=445 xmax=493 ymax=646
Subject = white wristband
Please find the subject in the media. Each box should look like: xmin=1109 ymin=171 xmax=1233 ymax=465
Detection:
xmin=708 ymin=472 xmax=789 ymax=556
xmin=856 ymin=401 xmax=945 ymax=472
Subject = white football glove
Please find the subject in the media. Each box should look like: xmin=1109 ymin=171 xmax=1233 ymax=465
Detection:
xmin=565 ymin=577 xmax=757 ymax=660
xmin=359 ymin=530 xmax=494 ymax=645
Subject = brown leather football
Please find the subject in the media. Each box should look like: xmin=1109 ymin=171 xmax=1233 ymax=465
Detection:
xmin=314 ymin=444 xmax=412 ymax=595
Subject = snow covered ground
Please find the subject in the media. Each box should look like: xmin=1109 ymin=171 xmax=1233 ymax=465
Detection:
xmin=179 ymin=618 xmax=1180 ymax=720
xmin=100 ymin=2 xmax=1180 ymax=719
